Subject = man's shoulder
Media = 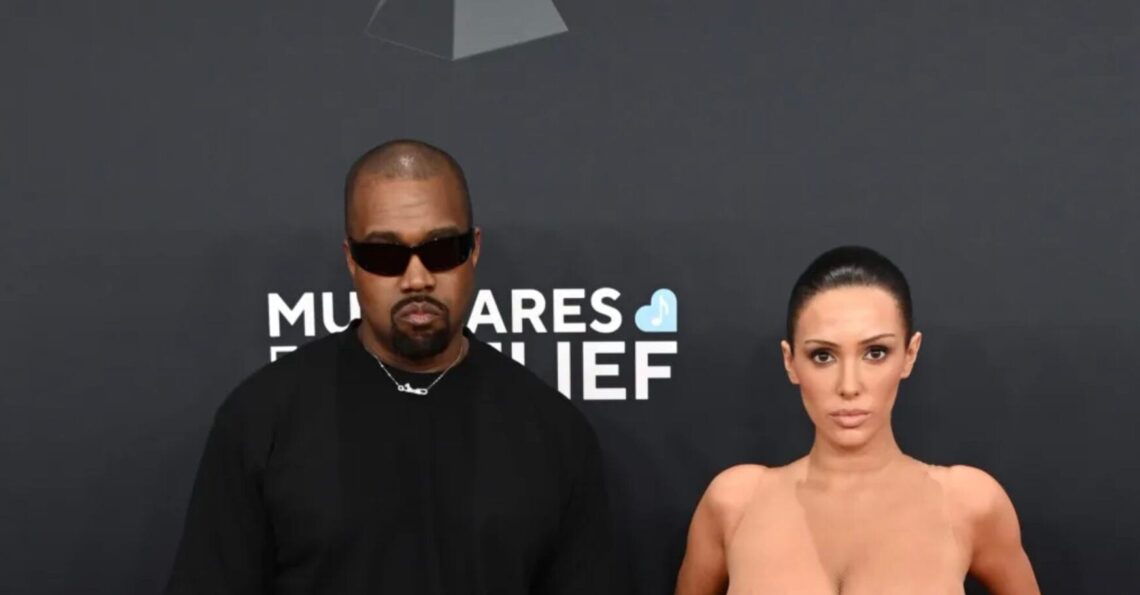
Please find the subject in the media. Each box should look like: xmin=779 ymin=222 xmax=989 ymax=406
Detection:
xmin=469 ymin=336 xmax=562 ymax=398
xmin=468 ymin=337 xmax=591 ymax=430
xmin=216 ymin=331 xmax=345 ymax=423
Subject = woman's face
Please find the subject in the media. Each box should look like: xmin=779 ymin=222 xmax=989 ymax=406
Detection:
xmin=781 ymin=286 xmax=922 ymax=449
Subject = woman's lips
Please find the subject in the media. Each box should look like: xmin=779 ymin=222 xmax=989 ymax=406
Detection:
xmin=829 ymin=409 xmax=871 ymax=428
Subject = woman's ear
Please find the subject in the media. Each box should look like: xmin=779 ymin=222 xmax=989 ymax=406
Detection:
xmin=900 ymin=331 xmax=923 ymax=379
xmin=781 ymin=340 xmax=800 ymax=385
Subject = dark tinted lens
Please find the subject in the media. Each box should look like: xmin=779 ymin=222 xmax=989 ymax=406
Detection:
xmin=350 ymin=242 xmax=412 ymax=276
xmin=416 ymin=233 xmax=474 ymax=272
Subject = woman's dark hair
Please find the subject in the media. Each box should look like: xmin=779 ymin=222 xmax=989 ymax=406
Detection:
xmin=785 ymin=246 xmax=914 ymax=346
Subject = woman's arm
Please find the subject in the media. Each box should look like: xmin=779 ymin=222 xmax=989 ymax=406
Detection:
xmin=952 ymin=466 xmax=1041 ymax=595
xmin=675 ymin=465 xmax=764 ymax=595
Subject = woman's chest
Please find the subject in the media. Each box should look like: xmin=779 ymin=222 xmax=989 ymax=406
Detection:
xmin=725 ymin=481 xmax=970 ymax=594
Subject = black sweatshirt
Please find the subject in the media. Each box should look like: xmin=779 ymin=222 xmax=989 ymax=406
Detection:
xmin=166 ymin=321 xmax=623 ymax=594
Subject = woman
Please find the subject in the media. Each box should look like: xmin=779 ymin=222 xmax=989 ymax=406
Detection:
xmin=675 ymin=246 xmax=1040 ymax=594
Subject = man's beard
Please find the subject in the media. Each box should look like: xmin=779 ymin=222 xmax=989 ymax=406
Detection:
xmin=389 ymin=296 xmax=452 ymax=360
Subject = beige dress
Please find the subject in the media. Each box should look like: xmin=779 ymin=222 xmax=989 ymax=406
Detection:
xmin=723 ymin=459 xmax=970 ymax=595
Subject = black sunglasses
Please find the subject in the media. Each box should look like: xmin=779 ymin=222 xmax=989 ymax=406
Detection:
xmin=348 ymin=230 xmax=475 ymax=276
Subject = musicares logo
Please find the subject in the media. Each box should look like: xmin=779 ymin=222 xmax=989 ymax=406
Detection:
xmin=367 ymin=0 xmax=568 ymax=60
xmin=268 ymin=288 xmax=679 ymax=401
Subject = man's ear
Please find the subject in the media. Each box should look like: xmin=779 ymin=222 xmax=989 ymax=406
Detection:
xmin=469 ymin=228 xmax=482 ymax=269
xmin=343 ymin=239 xmax=358 ymax=276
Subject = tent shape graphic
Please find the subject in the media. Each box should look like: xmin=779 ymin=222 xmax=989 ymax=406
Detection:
xmin=367 ymin=0 xmax=567 ymax=60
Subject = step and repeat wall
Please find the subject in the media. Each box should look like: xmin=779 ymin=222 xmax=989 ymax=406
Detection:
xmin=3 ymin=1 xmax=1138 ymax=593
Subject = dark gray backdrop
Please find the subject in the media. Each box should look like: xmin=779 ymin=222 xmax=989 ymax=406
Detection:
xmin=3 ymin=1 xmax=1138 ymax=593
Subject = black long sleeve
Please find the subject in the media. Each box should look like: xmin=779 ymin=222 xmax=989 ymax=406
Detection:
xmin=166 ymin=396 xmax=275 ymax=595
xmin=533 ymin=424 xmax=624 ymax=594
xmin=164 ymin=325 xmax=625 ymax=595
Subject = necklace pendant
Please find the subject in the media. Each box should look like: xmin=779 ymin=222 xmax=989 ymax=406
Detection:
xmin=397 ymin=383 xmax=428 ymax=396
xmin=368 ymin=347 xmax=465 ymax=398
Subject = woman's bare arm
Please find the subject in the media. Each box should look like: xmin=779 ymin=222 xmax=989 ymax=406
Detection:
xmin=675 ymin=465 xmax=764 ymax=595
xmin=952 ymin=466 xmax=1041 ymax=595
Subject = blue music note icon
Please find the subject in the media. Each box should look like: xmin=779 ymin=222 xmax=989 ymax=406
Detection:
xmin=635 ymin=289 xmax=678 ymax=333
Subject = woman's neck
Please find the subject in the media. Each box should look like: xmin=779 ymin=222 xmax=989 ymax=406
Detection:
xmin=805 ymin=427 xmax=905 ymax=486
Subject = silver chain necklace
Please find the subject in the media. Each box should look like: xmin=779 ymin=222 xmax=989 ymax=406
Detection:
xmin=368 ymin=340 xmax=468 ymax=396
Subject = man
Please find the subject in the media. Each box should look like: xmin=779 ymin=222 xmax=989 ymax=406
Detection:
xmin=166 ymin=139 xmax=622 ymax=594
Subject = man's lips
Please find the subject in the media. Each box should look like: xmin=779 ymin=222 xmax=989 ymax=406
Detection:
xmin=395 ymin=301 xmax=443 ymax=325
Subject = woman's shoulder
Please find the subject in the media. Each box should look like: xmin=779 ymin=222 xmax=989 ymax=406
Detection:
xmin=704 ymin=464 xmax=769 ymax=501
xmin=700 ymin=460 xmax=801 ymax=521
xmin=691 ymin=464 xmax=769 ymax=545
xmin=924 ymin=463 xmax=1016 ymax=526
xmin=926 ymin=463 xmax=1007 ymax=498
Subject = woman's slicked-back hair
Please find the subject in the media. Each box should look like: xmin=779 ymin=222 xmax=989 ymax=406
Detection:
xmin=785 ymin=246 xmax=914 ymax=346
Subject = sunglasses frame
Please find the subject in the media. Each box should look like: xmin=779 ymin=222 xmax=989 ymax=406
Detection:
xmin=347 ymin=229 xmax=476 ymax=277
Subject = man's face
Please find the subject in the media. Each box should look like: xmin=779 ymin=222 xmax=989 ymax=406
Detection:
xmin=344 ymin=174 xmax=480 ymax=361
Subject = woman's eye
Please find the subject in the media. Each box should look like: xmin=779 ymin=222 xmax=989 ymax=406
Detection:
xmin=810 ymin=351 xmax=834 ymax=364
xmin=865 ymin=346 xmax=889 ymax=361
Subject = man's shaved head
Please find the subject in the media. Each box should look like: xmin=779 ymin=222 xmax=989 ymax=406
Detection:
xmin=344 ymin=139 xmax=473 ymax=233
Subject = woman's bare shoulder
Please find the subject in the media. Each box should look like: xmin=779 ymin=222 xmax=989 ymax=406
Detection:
xmin=678 ymin=464 xmax=782 ymax=594
xmin=693 ymin=464 xmax=769 ymax=544
xmin=705 ymin=464 xmax=768 ymax=499
xmin=702 ymin=460 xmax=800 ymax=521
xmin=926 ymin=463 xmax=1014 ymax=521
